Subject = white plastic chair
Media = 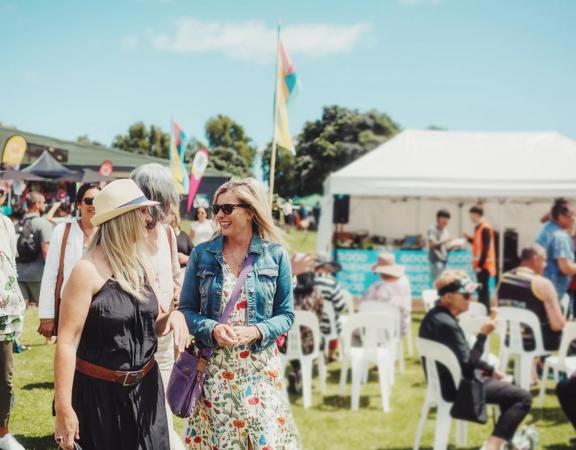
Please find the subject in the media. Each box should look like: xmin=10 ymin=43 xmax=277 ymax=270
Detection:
xmin=560 ymin=294 xmax=571 ymax=320
xmin=458 ymin=301 xmax=488 ymax=321
xmin=458 ymin=315 xmax=499 ymax=367
xmin=413 ymin=338 xmax=468 ymax=450
xmin=360 ymin=300 xmax=405 ymax=377
xmin=283 ymin=311 xmax=327 ymax=409
xmin=497 ymin=306 xmax=552 ymax=390
xmin=538 ymin=322 xmax=576 ymax=407
xmin=422 ymin=289 xmax=438 ymax=312
xmin=338 ymin=312 xmax=393 ymax=412
xmin=341 ymin=289 xmax=355 ymax=315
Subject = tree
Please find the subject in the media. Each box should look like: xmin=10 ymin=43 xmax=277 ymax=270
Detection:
xmin=112 ymin=122 xmax=170 ymax=158
xmin=295 ymin=106 xmax=400 ymax=194
xmin=201 ymin=115 xmax=256 ymax=178
xmin=76 ymin=135 xmax=103 ymax=146
xmin=261 ymin=144 xmax=297 ymax=198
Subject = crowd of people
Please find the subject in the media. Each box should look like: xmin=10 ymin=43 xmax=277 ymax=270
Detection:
xmin=0 ymin=169 xmax=576 ymax=448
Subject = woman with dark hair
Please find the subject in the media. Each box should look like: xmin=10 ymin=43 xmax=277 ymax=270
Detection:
xmin=189 ymin=206 xmax=213 ymax=246
xmin=38 ymin=183 xmax=101 ymax=339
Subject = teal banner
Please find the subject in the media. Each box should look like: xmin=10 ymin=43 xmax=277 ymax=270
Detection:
xmin=335 ymin=249 xmax=490 ymax=297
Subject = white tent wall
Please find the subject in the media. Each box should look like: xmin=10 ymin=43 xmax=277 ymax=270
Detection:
xmin=316 ymin=130 xmax=576 ymax=264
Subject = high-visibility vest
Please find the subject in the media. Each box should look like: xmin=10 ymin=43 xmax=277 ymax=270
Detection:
xmin=472 ymin=222 xmax=496 ymax=275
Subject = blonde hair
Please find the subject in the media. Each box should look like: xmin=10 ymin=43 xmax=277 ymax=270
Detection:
xmin=169 ymin=206 xmax=181 ymax=231
xmin=435 ymin=269 xmax=469 ymax=292
xmin=87 ymin=208 xmax=150 ymax=302
xmin=213 ymin=178 xmax=286 ymax=246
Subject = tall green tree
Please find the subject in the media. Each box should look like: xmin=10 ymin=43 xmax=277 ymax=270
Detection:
xmin=202 ymin=115 xmax=256 ymax=177
xmin=295 ymin=106 xmax=400 ymax=194
xmin=112 ymin=122 xmax=170 ymax=158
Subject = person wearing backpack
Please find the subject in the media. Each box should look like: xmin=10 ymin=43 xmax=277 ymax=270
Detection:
xmin=0 ymin=189 xmax=26 ymax=450
xmin=15 ymin=192 xmax=52 ymax=306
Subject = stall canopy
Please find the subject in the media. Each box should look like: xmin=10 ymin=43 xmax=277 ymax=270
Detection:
xmin=21 ymin=150 xmax=79 ymax=179
xmin=318 ymin=129 xmax=576 ymax=256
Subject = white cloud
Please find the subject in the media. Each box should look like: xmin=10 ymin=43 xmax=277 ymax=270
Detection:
xmin=151 ymin=18 xmax=371 ymax=62
xmin=121 ymin=35 xmax=141 ymax=49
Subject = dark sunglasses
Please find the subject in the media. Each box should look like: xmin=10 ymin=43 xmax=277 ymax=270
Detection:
xmin=211 ymin=203 xmax=250 ymax=215
xmin=462 ymin=293 xmax=472 ymax=300
xmin=82 ymin=197 xmax=94 ymax=206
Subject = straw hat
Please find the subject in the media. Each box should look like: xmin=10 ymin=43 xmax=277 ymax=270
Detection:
xmin=372 ymin=252 xmax=405 ymax=278
xmin=91 ymin=179 xmax=159 ymax=227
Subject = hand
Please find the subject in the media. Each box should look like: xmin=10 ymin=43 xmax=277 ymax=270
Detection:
xmin=291 ymin=253 xmax=314 ymax=276
xmin=233 ymin=326 xmax=261 ymax=346
xmin=480 ymin=318 xmax=497 ymax=336
xmin=54 ymin=406 xmax=79 ymax=450
xmin=212 ymin=324 xmax=238 ymax=347
xmin=168 ymin=310 xmax=189 ymax=354
xmin=463 ymin=232 xmax=471 ymax=240
xmin=177 ymin=253 xmax=189 ymax=266
xmin=38 ymin=319 xmax=55 ymax=338
xmin=492 ymin=370 xmax=510 ymax=382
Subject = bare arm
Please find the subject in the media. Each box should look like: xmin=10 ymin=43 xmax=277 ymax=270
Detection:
xmin=54 ymin=260 xmax=98 ymax=448
xmin=534 ymin=277 xmax=566 ymax=332
xmin=557 ymin=257 xmax=576 ymax=276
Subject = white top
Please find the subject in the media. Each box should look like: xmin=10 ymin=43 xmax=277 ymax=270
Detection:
xmin=148 ymin=225 xmax=182 ymax=311
xmin=191 ymin=220 xmax=214 ymax=246
xmin=38 ymin=219 xmax=84 ymax=319
xmin=0 ymin=215 xmax=16 ymax=261
xmin=282 ymin=202 xmax=293 ymax=215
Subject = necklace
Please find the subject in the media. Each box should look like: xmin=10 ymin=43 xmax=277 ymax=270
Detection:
xmin=223 ymin=243 xmax=248 ymax=276
xmin=78 ymin=219 xmax=93 ymax=251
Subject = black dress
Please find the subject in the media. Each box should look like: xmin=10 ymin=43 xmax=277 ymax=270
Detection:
xmin=72 ymin=279 xmax=169 ymax=450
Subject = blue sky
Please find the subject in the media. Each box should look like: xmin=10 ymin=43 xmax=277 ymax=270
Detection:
xmin=1 ymin=0 xmax=575 ymax=149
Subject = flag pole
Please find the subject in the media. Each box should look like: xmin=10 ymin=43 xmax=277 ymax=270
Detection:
xmin=268 ymin=22 xmax=281 ymax=209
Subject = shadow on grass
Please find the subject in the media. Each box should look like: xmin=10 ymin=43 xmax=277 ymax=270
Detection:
xmin=21 ymin=381 xmax=54 ymax=391
xmin=322 ymin=394 xmax=370 ymax=409
xmin=15 ymin=434 xmax=56 ymax=450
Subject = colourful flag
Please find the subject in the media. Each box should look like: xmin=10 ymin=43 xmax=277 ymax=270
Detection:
xmin=187 ymin=148 xmax=209 ymax=213
xmin=170 ymin=119 xmax=189 ymax=194
xmin=274 ymin=40 xmax=299 ymax=152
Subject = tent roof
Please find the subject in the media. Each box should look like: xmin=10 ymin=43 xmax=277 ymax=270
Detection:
xmin=0 ymin=126 xmax=230 ymax=177
xmin=328 ymin=129 xmax=576 ymax=198
xmin=22 ymin=150 xmax=78 ymax=178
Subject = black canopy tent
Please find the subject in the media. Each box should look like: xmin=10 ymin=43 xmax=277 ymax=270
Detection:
xmin=21 ymin=150 xmax=80 ymax=180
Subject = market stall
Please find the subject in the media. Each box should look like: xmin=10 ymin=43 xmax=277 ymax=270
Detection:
xmin=317 ymin=129 xmax=576 ymax=296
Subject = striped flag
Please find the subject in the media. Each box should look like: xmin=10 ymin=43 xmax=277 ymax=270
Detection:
xmin=275 ymin=40 xmax=299 ymax=152
xmin=170 ymin=119 xmax=189 ymax=194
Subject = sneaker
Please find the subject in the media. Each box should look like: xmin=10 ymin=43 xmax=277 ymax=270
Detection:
xmin=0 ymin=433 xmax=25 ymax=450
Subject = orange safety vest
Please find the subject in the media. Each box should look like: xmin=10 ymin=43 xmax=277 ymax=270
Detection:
xmin=472 ymin=222 xmax=496 ymax=275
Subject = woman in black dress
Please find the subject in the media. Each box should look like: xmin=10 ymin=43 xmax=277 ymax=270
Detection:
xmin=53 ymin=179 xmax=188 ymax=450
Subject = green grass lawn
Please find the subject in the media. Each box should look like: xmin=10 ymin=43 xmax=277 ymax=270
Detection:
xmin=9 ymin=231 xmax=574 ymax=449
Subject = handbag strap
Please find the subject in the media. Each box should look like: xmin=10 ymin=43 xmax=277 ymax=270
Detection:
xmin=219 ymin=253 xmax=255 ymax=325
xmin=54 ymin=222 xmax=72 ymax=332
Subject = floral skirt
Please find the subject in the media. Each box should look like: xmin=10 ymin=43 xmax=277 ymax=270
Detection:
xmin=184 ymin=344 xmax=299 ymax=450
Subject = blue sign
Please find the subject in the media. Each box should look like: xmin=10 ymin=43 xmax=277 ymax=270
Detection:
xmin=335 ymin=249 xmax=490 ymax=297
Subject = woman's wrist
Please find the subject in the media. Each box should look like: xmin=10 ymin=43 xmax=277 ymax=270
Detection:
xmin=252 ymin=325 xmax=262 ymax=341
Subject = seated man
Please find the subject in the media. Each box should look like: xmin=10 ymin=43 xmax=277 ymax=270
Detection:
xmin=419 ymin=270 xmax=532 ymax=450
xmin=497 ymin=244 xmax=566 ymax=351
xmin=363 ymin=252 xmax=411 ymax=337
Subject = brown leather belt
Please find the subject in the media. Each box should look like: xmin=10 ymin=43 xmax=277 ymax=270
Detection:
xmin=76 ymin=357 xmax=156 ymax=386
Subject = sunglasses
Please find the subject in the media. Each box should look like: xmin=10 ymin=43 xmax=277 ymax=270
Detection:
xmin=82 ymin=197 xmax=94 ymax=206
xmin=211 ymin=203 xmax=250 ymax=215
xmin=462 ymin=292 xmax=472 ymax=300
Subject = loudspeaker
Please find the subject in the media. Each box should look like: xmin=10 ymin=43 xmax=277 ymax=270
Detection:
xmin=333 ymin=195 xmax=350 ymax=224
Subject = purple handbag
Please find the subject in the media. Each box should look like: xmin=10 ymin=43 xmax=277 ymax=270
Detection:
xmin=166 ymin=254 xmax=255 ymax=418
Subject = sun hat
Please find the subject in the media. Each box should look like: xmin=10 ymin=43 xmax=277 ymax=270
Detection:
xmin=91 ymin=179 xmax=159 ymax=227
xmin=437 ymin=276 xmax=480 ymax=297
xmin=372 ymin=253 xmax=405 ymax=278
xmin=315 ymin=252 xmax=342 ymax=273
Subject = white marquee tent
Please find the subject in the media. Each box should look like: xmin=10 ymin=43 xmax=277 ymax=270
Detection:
xmin=317 ymin=129 xmax=576 ymax=270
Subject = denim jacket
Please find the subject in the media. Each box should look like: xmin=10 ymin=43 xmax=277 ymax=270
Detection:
xmin=179 ymin=234 xmax=294 ymax=352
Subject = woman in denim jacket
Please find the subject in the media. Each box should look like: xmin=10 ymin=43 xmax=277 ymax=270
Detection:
xmin=180 ymin=178 xmax=299 ymax=450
